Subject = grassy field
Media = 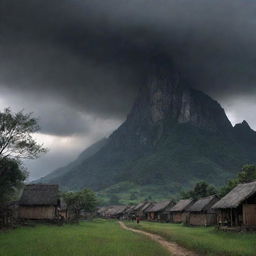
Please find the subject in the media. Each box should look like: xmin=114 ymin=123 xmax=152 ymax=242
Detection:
xmin=126 ymin=221 xmax=256 ymax=256
xmin=0 ymin=219 xmax=170 ymax=256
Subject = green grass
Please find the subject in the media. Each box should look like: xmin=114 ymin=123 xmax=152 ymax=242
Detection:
xmin=126 ymin=221 xmax=256 ymax=256
xmin=0 ymin=219 xmax=170 ymax=256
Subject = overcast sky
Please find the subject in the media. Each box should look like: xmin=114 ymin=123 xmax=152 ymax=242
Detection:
xmin=0 ymin=0 xmax=256 ymax=180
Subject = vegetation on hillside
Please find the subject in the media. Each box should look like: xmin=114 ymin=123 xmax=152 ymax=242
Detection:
xmin=180 ymin=164 xmax=256 ymax=200
xmin=97 ymin=181 xmax=179 ymax=205
xmin=37 ymin=101 xmax=256 ymax=199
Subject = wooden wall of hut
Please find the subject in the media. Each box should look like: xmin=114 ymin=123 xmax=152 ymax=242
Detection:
xmin=147 ymin=212 xmax=156 ymax=220
xmin=181 ymin=212 xmax=190 ymax=224
xmin=243 ymin=204 xmax=256 ymax=226
xmin=189 ymin=213 xmax=217 ymax=226
xmin=19 ymin=206 xmax=57 ymax=220
xmin=172 ymin=212 xmax=182 ymax=223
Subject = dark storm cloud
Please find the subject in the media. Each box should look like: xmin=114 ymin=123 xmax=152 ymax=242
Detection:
xmin=1 ymin=0 xmax=256 ymax=126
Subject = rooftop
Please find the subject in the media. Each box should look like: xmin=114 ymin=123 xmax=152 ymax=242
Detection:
xmin=19 ymin=184 xmax=59 ymax=206
xmin=212 ymin=181 xmax=256 ymax=209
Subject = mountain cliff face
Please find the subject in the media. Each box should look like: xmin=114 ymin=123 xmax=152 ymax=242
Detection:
xmin=39 ymin=69 xmax=256 ymax=202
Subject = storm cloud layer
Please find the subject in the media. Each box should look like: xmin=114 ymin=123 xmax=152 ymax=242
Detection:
xmin=0 ymin=0 xmax=256 ymax=178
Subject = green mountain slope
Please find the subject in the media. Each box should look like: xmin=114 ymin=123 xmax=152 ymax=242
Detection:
xmin=36 ymin=138 xmax=107 ymax=184
xmin=39 ymin=69 xmax=256 ymax=203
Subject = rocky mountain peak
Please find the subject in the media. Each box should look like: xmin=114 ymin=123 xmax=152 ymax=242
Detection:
xmin=239 ymin=120 xmax=250 ymax=128
xmin=234 ymin=120 xmax=256 ymax=144
xmin=128 ymin=68 xmax=232 ymax=133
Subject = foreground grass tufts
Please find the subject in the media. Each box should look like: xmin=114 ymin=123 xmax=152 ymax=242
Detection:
xmin=0 ymin=219 xmax=170 ymax=256
xmin=126 ymin=221 xmax=256 ymax=256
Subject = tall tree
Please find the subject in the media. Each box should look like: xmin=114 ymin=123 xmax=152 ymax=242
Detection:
xmin=0 ymin=158 xmax=27 ymax=204
xmin=63 ymin=189 xmax=98 ymax=221
xmin=0 ymin=108 xmax=46 ymax=203
xmin=181 ymin=181 xmax=217 ymax=200
xmin=0 ymin=108 xmax=46 ymax=164
xmin=220 ymin=164 xmax=256 ymax=197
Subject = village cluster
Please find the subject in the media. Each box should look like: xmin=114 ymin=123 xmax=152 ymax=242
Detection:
xmin=98 ymin=180 xmax=256 ymax=231
xmin=1 ymin=180 xmax=256 ymax=232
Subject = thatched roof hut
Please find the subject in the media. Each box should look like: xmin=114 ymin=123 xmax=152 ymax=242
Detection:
xmin=167 ymin=199 xmax=194 ymax=223
xmin=97 ymin=206 xmax=109 ymax=215
xmin=134 ymin=202 xmax=147 ymax=211
xmin=18 ymin=184 xmax=60 ymax=220
xmin=133 ymin=202 xmax=154 ymax=219
xmin=104 ymin=205 xmax=127 ymax=218
xmin=145 ymin=200 xmax=175 ymax=221
xmin=124 ymin=205 xmax=136 ymax=214
xmin=19 ymin=184 xmax=59 ymax=206
xmin=212 ymin=181 xmax=256 ymax=227
xmin=169 ymin=199 xmax=194 ymax=212
xmin=141 ymin=202 xmax=154 ymax=212
xmin=188 ymin=195 xmax=218 ymax=213
xmin=186 ymin=195 xmax=219 ymax=226
xmin=146 ymin=200 xmax=173 ymax=213
xmin=212 ymin=181 xmax=256 ymax=209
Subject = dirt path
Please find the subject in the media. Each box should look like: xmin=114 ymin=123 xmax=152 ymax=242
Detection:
xmin=119 ymin=221 xmax=198 ymax=256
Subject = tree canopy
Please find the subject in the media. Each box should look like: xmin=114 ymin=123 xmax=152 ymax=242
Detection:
xmin=182 ymin=165 xmax=256 ymax=200
xmin=63 ymin=189 xmax=98 ymax=220
xmin=0 ymin=158 xmax=27 ymax=204
xmin=0 ymin=108 xmax=46 ymax=205
xmin=181 ymin=181 xmax=217 ymax=200
xmin=220 ymin=164 xmax=256 ymax=197
xmin=0 ymin=108 xmax=46 ymax=164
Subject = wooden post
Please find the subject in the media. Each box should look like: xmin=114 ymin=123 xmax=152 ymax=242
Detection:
xmin=230 ymin=208 xmax=233 ymax=226
xmin=235 ymin=210 xmax=238 ymax=226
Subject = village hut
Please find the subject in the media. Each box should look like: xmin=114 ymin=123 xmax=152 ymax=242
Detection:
xmin=138 ymin=202 xmax=154 ymax=219
xmin=186 ymin=195 xmax=219 ymax=226
xmin=18 ymin=184 xmax=60 ymax=220
xmin=168 ymin=199 xmax=194 ymax=223
xmin=132 ymin=202 xmax=147 ymax=217
xmin=212 ymin=181 xmax=256 ymax=228
xmin=104 ymin=205 xmax=127 ymax=219
xmin=97 ymin=206 xmax=109 ymax=217
xmin=123 ymin=205 xmax=136 ymax=220
xmin=145 ymin=200 xmax=175 ymax=222
xmin=133 ymin=202 xmax=146 ymax=214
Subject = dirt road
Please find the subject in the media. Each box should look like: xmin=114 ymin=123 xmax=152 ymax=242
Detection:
xmin=119 ymin=221 xmax=198 ymax=256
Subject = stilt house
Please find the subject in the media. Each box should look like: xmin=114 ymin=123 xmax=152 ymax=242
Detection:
xmin=18 ymin=184 xmax=60 ymax=220
xmin=212 ymin=181 xmax=256 ymax=228
xmin=186 ymin=195 xmax=219 ymax=226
